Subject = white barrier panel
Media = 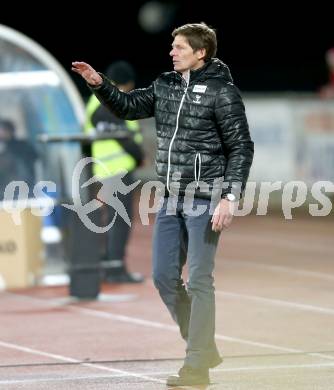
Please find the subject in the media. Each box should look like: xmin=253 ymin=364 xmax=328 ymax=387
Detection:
xmin=293 ymin=100 xmax=334 ymax=184
xmin=244 ymin=96 xmax=334 ymax=185
xmin=244 ymin=99 xmax=296 ymax=182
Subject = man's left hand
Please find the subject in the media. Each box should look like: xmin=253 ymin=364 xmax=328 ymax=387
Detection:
xmin=211 ymin=198 xmax=236 ymax=232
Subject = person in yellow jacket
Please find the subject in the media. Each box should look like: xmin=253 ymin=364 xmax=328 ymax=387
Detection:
xmin=85 ymin=61 xmax=144 ymax=283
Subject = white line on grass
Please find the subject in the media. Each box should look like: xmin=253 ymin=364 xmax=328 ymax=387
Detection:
xmin=223 ymin=259 xmax=334 ymax=281
xmin=0 ymin=340 xmax=164 ymax=384
xmin=5 ymin=292 xmax=334 ymax=362
xmin=1 ymin=362 xmax=334 ymax=385
xmin=216 ymin=290 xmax=334 ymax=315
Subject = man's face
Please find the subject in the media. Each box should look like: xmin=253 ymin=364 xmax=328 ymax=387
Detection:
xmin=169 ymin=34 xmax=205 ymax=73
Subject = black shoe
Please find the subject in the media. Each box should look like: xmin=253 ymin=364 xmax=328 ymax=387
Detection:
xmin=166 ymin=365 xmax=210 ymax=386
xmin=104 ymin=271 xmax=144 ymax=284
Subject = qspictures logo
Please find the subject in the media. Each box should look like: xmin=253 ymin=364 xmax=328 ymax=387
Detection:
xmin=62 ymin=157 xmax=140 ymax=233
xmin=1 ymin=157 xmax=334 ymax=230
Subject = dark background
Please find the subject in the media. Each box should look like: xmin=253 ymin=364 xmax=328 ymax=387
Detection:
xmin=1 ymin=1 xmax=333 ymax=97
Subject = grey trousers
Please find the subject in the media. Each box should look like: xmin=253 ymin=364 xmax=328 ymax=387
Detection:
xmin=152 ymin=196 xmax=222 ymax=369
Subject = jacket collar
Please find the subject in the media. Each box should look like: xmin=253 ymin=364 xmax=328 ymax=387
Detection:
xmin=172 ymin=58 xmax=233 ymax=85
xmin=190 ymin=58 xmax=233 ymax=83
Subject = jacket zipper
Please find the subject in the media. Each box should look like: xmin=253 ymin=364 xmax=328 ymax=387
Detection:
xmin=166 ymin=74 xmax=189 ymax=192
xmin=194 ymin=152 xmax=202 ymax=188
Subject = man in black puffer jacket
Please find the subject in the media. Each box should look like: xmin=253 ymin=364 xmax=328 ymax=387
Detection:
xmin=72 ymin=22 xmax=254 ymax=386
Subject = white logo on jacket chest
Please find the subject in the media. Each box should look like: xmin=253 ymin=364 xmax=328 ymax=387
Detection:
xmin=193 ymin=95 xmax=202 ymax=104
xmin=193 ymin=85 xmax=207 ymax=93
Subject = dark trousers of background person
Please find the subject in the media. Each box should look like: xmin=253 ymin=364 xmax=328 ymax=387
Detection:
xmin=100 ymin=172 xmax=134 ymax=279
xmin=152 ymin=196 xmax=223 ymax=369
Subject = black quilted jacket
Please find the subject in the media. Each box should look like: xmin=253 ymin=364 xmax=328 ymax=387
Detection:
xmin=90 ymin=58 xmax=254 ymax=199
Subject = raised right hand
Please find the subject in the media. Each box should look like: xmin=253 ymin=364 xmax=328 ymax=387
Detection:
xmin=71 ymin=61 xmax=103 ymax=86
